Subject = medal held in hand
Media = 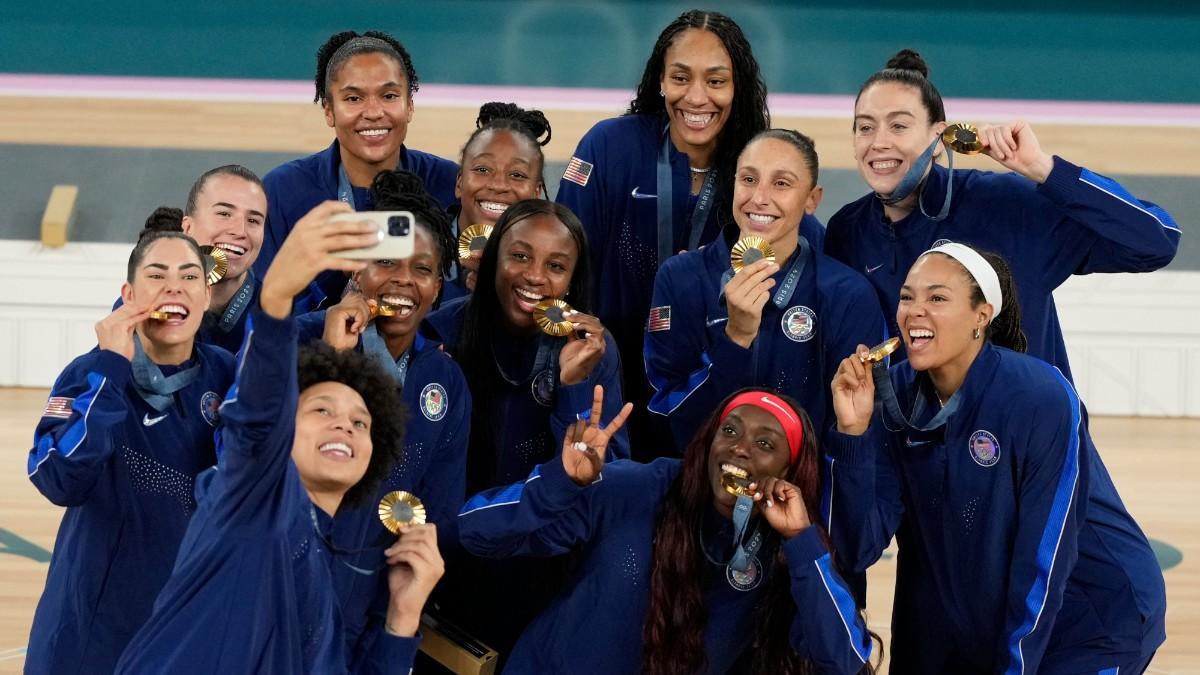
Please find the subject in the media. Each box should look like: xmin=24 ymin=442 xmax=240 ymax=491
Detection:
xmin=943 ymin=123 xmax=984 ymax=155
xmin=533 ymin=299 xmax=574 ymax=337
xmin=457 ymin=223 xmax=494 ymax=261
xmin=861 ymin=336 xmax=901 ymax=364
xmin=378 ymin=491 xmax=426 ymax=534
xmin=730 ymin=236 xmax=776 ymax=273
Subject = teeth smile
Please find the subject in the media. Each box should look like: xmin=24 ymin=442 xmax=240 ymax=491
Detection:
xmin=909 ymin=329 xmax=934 ymax=339
xmin=215 ymin=243 xmax=246 ymax=255
xmin=721 ymin=463 xmax=749 ymax=479
xmin=358 ymin=129 xmax=389 ymax=137
xmin=747 ymin=214 xmax=776 ymax=225
xmin=478 ymin=201 xmax=509 ymax=214
xmin=319 ymin=442 xmax=353 ymax=458
xmin=156 ymin=304 xmax=189 ymax=317
xmin=381 ymin=295 xmax=416 ymax=308
xmin=682 ymin=112 xmax=716 ymax=126
xmin=872 ymin=160 xmax=900 ymax=170
xmin=515 ymin=288 xmax=544 ymax=301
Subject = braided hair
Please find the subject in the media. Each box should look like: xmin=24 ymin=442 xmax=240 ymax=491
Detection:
xmin=314 ymin=30 xmax=419 ymax=105
xmin=369 ymin=170 xmax=456 ymax=279
xmin=460 ymin=101 xmax=553 ymax=194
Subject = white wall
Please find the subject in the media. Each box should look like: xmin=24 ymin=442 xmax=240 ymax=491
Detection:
xmin=3 ymin=239 xmax=1198 ymax=417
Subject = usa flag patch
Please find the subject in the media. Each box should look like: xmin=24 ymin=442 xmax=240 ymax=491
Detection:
xmin=562 ymin=157 xmax=593 ymax=187
xmin=647 ymin=306 xmax=671 ymax=332
xmin=43 ymin=396 xmax=74 ymax=419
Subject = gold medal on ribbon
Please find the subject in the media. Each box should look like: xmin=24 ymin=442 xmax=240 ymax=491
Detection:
xmin=198 ymin=245 xmax=229 ymax=285
xmin=730 ymin=236 xmax=776 ymax=273
xmin=457 ymin=223 xmax=494 ymax=261
xmin=378 ymin=491 xmax=426 ymax=535
xmin=861 ymin=336 xmax=901 ymax=364
xmin=720 ymin=465 xmax=753 ymax=497
xmin=533 ymin=298 xmax=574 ymax=337
xmin=942 ymin=123 xmax=984 ymax=155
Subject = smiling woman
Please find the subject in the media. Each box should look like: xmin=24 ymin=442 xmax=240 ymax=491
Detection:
xmin=253 ymin=30 xmax=460 ymax=314
xmin=24 ymin=229 xmax=236 ymax=674
xmin=556 ymin=10 xmax=820 ymax=461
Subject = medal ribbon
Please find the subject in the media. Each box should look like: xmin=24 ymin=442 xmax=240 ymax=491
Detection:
xmin=872 ymin=361 xmax=959 ymax=434
xmin=876 ymin=136 xmax=955 ymax=222
xmin=130 ymin=336 xmax=201 ymax=412
xmin=217 ymin=273 xmax=256 ymax=333
xmin=719 ymin=234 xmax=810 ymax=309
xmin=656 ymin=126 xmax=717 ymax=269
xmin=361 ymin=323 xmax=412 ymax=389
xmin=728 ymin=494 xmax=763 ymax=573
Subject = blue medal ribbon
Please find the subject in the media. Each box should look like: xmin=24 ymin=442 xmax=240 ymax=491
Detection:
xmin=217 ymin=273 xmax=255 ymax=333
xmin=361 ymin=323 xmax=412 ymax=389
xmin=719 ymin=234 xmax=811 ymax=309
xmin=727 ymin=494 xmax=764 ymax=573
xmin=130 ymin=336 xmax=201 ymax=412
xmin=876 ymin=136 xmax=955 ymax=222
xmin=872 ymin=361 xmax=958 ymax=434
xmin=656 ymin=126 xmax=717 ymax=268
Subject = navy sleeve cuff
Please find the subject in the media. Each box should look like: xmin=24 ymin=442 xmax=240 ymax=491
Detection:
xmin=1035 ymin=155 xmax=1083 ymax=203
xmin=375 ymin=630 xmax=421 ymax=673
xmin=782 ymin=526 xmax=830 ymax=572
xmin=537 ymin=454 xmax=591 ymax=504
xmin=91 ymin=349 xmax=134 ymax=387
xmin=824 ymin=427 xmax=880 ymax=466
xmin=708 ymin=330 xmax=754 ymax=383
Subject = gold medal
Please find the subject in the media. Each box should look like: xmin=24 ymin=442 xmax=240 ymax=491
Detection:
xmin=533 ymin=298 xmax=575 ymax=337
xmin=730 ymin=236 xmax=775 ymax=273
xmin=198 ymin=245 xmax=229 ymax=285
xmin=861 ymin=336 xmax=901 ymax=364
xmin=378 ymin=491 xmax=426 ymax=535
xmin=942 ymin=123 xmax=984 ymax=155
xmin=457 ymin=223 xmax=494 ymax=261
xmin=720 ymin=470 xmax=753 ymax=498
xmin=148 ymin=311 xmax=171 ymax=321
xmin=370 ymin=300 xmax=399 ymax=318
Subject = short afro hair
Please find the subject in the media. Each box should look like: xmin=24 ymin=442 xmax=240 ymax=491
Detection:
xmin=297 ymin=341 xmax=407 ymax=508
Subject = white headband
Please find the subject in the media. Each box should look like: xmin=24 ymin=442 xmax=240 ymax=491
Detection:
xmin=923 ymin=243 xmax=1003 ymax=320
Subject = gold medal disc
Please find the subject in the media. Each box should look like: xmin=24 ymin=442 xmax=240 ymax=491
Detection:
xmin=457 ymin=223 xmax=494 ymax=261
xmin=378 ymin=491 xmax=426 ymax=535
xmin=533 ymin=298 xmax=575 ymax=337
xmin=942 ymin=123 xmax=984 ymax=155
xmin=862 ymin=336 xmax=901 ymax=364
xmin=730 ymin=236 xmax=776 ymax=273
xmin=720 ymin=470 xmax=753 ymax=498
xmin=370 ymin=301 xmax=399 ymax=318
xmin=148 ymin=311 xmax=171 ymax=321
xmin=199 ymin=245 xmax=230 ymax=285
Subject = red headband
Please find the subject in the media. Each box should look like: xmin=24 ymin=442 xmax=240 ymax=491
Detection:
xmin=719 ymin=391 xmax=804 ymax=463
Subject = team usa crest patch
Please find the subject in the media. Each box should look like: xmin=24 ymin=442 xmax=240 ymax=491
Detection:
xmin=647 ymin=305 xmax=671 ymax=332
xmin=420 ymin=383 xmax=448 ymax=422
xmin=562 ymin=156 xmax=593 ymax=187
xmin=781 ymin=305 xmax=816 ymax=342
xmin=200 ymin=391 xmax=221 ymax=426
xmin=42 ymin=396 xmax=74 ymax=419
xmin=532 ymin=370 xmax=557 ymax=407
xmin=969 ymin=429 xmax=1001 ymax=467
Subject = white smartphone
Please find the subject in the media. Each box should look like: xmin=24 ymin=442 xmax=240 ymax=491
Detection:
xmin=329 ymin=211 xmax=415 ymax=259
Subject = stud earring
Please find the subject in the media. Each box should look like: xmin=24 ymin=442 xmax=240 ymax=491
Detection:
xmin=973 ymin=328 xmax=981 ymax=339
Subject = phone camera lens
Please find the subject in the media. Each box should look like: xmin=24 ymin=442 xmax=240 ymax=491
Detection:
xmin=388 ymin=215 xmax=411 ymax=236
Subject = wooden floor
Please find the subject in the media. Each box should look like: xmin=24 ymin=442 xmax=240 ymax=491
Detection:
xmin=1 ymin=387 xmax=1196 ymax=673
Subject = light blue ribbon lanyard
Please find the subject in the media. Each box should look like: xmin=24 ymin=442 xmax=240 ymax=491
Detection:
xmin=656 ymin=126 xmax=717 ymax=268
xmin=877 ymin=136 xmax=955 ymax=222
xmin=130 ymin=336 xmax=201 ymax=412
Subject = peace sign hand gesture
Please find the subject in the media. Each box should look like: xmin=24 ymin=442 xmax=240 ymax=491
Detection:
xmin=560 ymin=385 xmax=634 ymax=486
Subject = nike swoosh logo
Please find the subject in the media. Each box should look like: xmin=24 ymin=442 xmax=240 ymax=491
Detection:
xmin=143 ymin=413 xmax=168 ymax=427
xmin=865 ymin=264 xmax=884 ymax=274
xmin=631 ymin=187 xmax=657 ymax=199
xmin=705 ymin=317 xmax=729 ymax=327
xmin=905 ymin=437 xmax=928 ymax=448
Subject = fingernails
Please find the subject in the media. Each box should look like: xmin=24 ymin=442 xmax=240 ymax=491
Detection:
xmin=573 ymin=441 xmax=587 ymax=452
xmin=766 ymin=499 xmax=774 ymax=508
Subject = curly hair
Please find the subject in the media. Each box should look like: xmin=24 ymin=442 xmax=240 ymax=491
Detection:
xmin=459 ymin=101 xmax=554 ymax=195
xmin=369 ymin=169 xmax=457 ymax=280
xmin=297 ymin=341 xmax=407 ymax=508
xmin=640 ymin=389 xmax=878 ymax=674
xmin=628 ymin=10 xmax=769 ymax=189
xmin=314 ymin=30 xmax=419 ymax=105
